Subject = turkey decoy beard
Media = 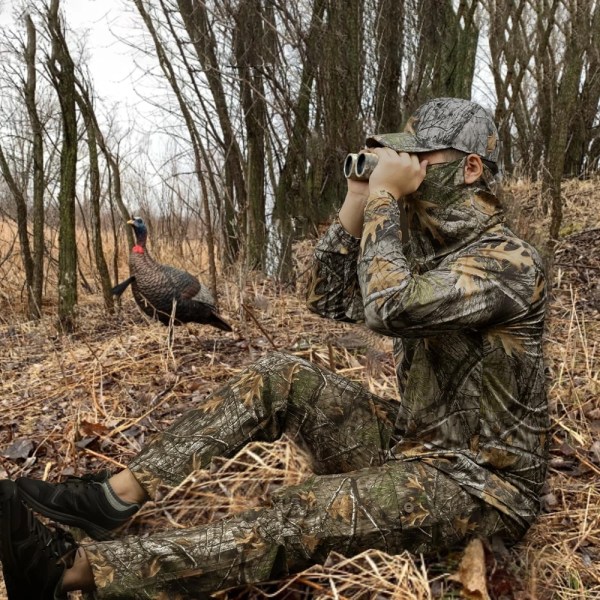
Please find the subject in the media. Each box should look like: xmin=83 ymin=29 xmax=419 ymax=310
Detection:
xmin=111 ymin=217 xmax=233 ymax=332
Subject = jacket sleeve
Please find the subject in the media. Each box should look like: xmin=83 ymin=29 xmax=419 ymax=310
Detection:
xmin=306 ymin=219 xmax=365 ymax=322
xmin=357 ymin=191 xmax=546 ymax=338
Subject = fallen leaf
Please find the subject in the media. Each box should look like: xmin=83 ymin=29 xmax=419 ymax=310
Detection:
xmin=80 ymin=420 xmax=110 ymax=437
xmin=2 ymin=439 xmax=34 ymax=461
xmin=448 ymin=538 xmax=491 ymax=600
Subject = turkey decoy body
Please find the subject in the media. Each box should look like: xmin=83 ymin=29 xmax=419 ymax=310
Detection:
xmin=112 ymin=217 xmax=232 ymax=332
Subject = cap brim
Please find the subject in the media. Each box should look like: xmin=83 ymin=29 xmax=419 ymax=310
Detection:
xmin=365 ymin=132 xmax=444 ymax=154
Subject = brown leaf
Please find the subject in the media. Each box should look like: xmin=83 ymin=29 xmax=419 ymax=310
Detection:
xmin=231 ymin=370 xmax=264 ymax=408
xmin=141 ymin=556 xmax=161 ymax=578
xmin=448 ymin=538 xmax=491 ymax=600
xmin=80 ymin=420 xmax=110 ymax=437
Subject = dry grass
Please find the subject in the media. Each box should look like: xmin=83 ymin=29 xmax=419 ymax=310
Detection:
xmin=0 ymin=179 xmax=599 ymax=599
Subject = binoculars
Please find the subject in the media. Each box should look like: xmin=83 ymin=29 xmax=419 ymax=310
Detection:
xmin=343 ymin=152 xmax=379 ymax=181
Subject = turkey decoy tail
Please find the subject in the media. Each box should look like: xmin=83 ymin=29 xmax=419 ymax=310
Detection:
xmin=111 ymin=276 xmax=136 ymax=297
xmin=208 ymin=311 xmax=234 ymax=332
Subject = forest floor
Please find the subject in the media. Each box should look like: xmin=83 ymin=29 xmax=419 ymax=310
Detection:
xmin=0 ymin=180 xmax=598 ymax=599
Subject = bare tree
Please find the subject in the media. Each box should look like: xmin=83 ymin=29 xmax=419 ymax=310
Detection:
xmin=314 ymin=0 xmax=364 ymax=222
xmin=272 ymin=0 xmax=327 ymax=282
xmin=75 ymin=81 xmax=114 ymax=312
xmin=0 ymin=12 xmax=49 ymax=318
xmin=24 ymin=14 xmax=45 ymax=317
xmin=46 ymin=0 xmax=78 ymax=331
xmin=230 ymin=0 xmax=269 ymax=270
xmin=176 ymin=0 xmax=247 ymax=266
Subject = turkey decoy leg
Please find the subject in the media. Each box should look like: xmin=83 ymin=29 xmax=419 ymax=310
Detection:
xmin=111 ymin=276 xmax=136 ymax=297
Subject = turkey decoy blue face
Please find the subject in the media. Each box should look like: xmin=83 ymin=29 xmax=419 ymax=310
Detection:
xmin=127 ymin=217 xmax=148 ymax=252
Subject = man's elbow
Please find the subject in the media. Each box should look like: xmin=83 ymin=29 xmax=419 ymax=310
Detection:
xmin=363 ymin=302 xmax=395 ymax=335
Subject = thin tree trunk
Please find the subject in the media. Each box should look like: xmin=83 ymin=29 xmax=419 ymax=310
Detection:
xmin=315 ymin=0 xmax=364 ymax=224
xmin=77 ymin=92 xmax=114 ymax=312
xmin=47 ymin=0 xmax=78 ymax=332
xmin=272 ymin=0 xmax=327 ymax=282
xmin=24 ymin=14 xmax=45 ymax=318
xmin=374 ymin=0 xmax=405 ymax=132
xmin=543 ymin=0 xmax=586 ymax=251
xmin=232 ymin=0 xmax=267 ymax=271
xmin=0 ymin=145 xmax=34 ymax=309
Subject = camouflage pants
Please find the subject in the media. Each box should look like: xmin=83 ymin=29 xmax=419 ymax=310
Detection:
xmin=83 ymin=352 xmax=507 ymax=599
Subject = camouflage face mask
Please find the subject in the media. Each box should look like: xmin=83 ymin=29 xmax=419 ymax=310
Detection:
xmin=404 ymin=157 xmax=467 ymax=208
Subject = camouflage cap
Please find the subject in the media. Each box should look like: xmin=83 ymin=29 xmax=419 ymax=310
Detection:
xmin=366 ymin=97 xmax=500 ymax=164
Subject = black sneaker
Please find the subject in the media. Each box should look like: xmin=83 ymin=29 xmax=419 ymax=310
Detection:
xmin=0 ymin=480 xmax=76 ymax=600
xmin=16 ymin=471 xmax=139 ymax=541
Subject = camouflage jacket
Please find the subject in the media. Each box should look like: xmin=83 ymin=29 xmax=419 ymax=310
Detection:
xmin=307 ymin=180 xmax=549 ymax=529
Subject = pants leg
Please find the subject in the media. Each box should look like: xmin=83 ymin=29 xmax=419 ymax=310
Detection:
xmin=128 ymin=352 xmax=400 ymax=498
xmin=84 ymin=460 xmax=508 ymax=599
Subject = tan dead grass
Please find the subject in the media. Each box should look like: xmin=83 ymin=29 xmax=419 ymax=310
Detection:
xmin=0 ymin=178 xmax=599 ymax=599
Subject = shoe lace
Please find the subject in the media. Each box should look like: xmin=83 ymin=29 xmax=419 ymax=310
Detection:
xmin=28 ymin=511 xmax=76 ymax=567
xmin=63 ymin=470 xmax=111 ymax=489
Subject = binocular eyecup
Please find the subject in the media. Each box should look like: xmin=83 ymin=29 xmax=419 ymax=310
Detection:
xmin=343 ymin=152 xmax=379 ymax=181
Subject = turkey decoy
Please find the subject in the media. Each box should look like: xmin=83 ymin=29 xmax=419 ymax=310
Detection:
xmin=112 ymin=217 xmax=233 ymax=332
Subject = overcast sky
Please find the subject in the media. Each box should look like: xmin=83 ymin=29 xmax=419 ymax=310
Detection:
xmin=0 ymin=0 xmax=154 ymax=128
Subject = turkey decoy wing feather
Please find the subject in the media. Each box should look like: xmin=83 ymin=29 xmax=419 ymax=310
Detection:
xmin=160 ymin=264 xmax=216 ymax=306
xmin=159 ymin=264 xmax=199 ymax=298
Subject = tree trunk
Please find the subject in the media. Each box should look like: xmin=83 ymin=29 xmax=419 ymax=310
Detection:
xmin=47 ymin=0 xmax=78 ymax=332
xmin=232 ymin=0 xmax=267 ymax=271
xmin=314 ymin=0 xmax=364 ymax=225
xmin=0 ymin=145 xmax=34 ymax=310
xmin=77 ymin=91 xmax=114 ymax=312
xmin=543 ymin=0 xmax=586 ymax=250
xmin=24 ymin=14 xmax=45 ymax=318
xmin=272 ymin=0 xmax=327 ymax=282
xmin=562 ymin=1 xmax=600 ymax=177
xmin=486 ymin=0 xmax=528 ymax=175
xmin=134 ymin=0 xmax=219 ymax=304
xmin=374 ymin=0 xmax=405 ymax=132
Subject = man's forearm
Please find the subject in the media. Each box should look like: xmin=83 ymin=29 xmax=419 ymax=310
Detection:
xmin=338 ymin=190 xmax=368 ymax=237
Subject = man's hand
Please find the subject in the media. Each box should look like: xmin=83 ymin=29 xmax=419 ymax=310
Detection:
xmin=368 ymin=148 xmax=428 ymax=199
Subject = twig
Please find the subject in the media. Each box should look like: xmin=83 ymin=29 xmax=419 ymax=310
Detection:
xmin=81 ymin=447 xmax=126 ymax=469
xmin=241 ymin=303 xmax=277 ymax=349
